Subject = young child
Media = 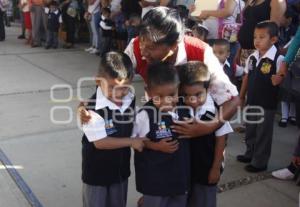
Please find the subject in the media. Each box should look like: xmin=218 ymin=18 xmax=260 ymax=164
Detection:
xmin=81 ymin=51 xmax=145 ymax=207
xmin=132 ymin=62 xmax=190 ymax=207
xmin=176 ymin=61 xmax=233 ymax=207
xmin=212 ymin=39 xmax=244 ymax=87
xmin=45 ymin=1 xmax=62 ymax=49
xmin=237 ymin=21 xmax=285 ymax=172
xmin=99 ymin=7 xmax=114 ymax=56
xmin=126 ymin=14 xmax=141 ymax=44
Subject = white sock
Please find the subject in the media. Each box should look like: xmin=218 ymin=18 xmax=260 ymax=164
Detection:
xmin=281 ymin=102 xmax=289 ymax=120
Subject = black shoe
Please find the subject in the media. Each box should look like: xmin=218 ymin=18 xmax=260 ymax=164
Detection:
xmin=0 ymin=38 xmax=4 ymax=42
xmin=245 ymin=164 xmax=267 ymax=173
xmin=237 ymin=155 xmax=252 ymax=163
xmin=289 ymin=117 xmax=297 ymax=126
xmin=278 ymin=119 xmax=288 ymax=128
xmin=18 ymin=35 xmax=25 ymax=39
xmin=45 ymin=45 xmax=51 ymax=49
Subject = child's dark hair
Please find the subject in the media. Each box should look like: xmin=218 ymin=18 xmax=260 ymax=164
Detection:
xmin=212 ymin=39 xmax=230 ymax=51
xmin=98 ymin=51 xmax=134 ymax=80
xmin=255 ymin=21 xmax=279 ymax=37
xmin=49 ymin=0 xmax=58 ymax=6
xmin=176 ymin=61 xmax=211 ymax=89
xmin=192 ymin=24 xmax=209 ymax=39
xmin=146 ymin=62 xmax=179 ymax=89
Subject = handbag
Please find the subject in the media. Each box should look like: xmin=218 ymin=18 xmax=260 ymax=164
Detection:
xmin=281 ymin=48 xmax=300 ymax=97
xmin=218 ymin=0 xmax=243 ymax=43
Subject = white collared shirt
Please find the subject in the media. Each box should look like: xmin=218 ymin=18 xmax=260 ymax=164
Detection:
xmin=222 ymin=60 xmax=231 ymax=69
xmin=95 ymin=87 xmax=134 ymax=113
xmin=124 ymin=37 xmax=239 ymax=105
xmin=190 ymin=94 xmax=233 ymax=137
xmin=244 ymin=45 xmax=284 ymax=74
xmin=82 ymin=87 xmax=134 ymax=142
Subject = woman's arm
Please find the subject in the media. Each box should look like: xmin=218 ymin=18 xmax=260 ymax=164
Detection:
xmin=200 ymin=0 xmax=237 ymax=19
xmin=270 ymin=0 xmax=286 ymax=26
xmin=284 ymin=27 xmax=300 ymax=64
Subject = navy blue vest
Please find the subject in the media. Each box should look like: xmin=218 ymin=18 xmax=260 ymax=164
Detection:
xmin=190 ymin=110 xmax=220 ymax=186
xmin=247 ymin=51 xmax=280 ymax=110
xmin=134 ymin=101 xmax=190 ymax=196
xmin=82 ymin=92 xmax=135 ymax=186
xmin=47 ymin=10 xmax=60 ymax=32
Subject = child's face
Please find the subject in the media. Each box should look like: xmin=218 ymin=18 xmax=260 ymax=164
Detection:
xmin=50 ymin=5 xmax=57 ymax=12
xmin=212 ymin=44 xmax=230 ymax=64
xmin=182 ymin=83 xmax=207 ymax=110
xmin=254 ymin=28 xmax=277 ymax=55
xmin=147 ymin=83 xmax=178 ymax=112
xmin=96 ymin=75 xmax=132 ymax=104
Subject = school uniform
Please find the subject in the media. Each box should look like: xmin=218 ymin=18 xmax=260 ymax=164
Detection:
xmin=99 ymin=15 xmax=114 ymax=56
xmin=45 ymin=8 xmax=62 ymax=48
xmin=81 ymin=87 xmax=135 ymax=207
xmin=187 ymin=94 xmax=233 ymax=207
xmin=132 ymin=100 xmax=191 ymax=207
xmin=243 ymin=45 xmax=284 ymax=168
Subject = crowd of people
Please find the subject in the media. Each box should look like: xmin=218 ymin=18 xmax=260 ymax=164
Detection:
xmin=1 ymin=0 xmax=300 ymax=207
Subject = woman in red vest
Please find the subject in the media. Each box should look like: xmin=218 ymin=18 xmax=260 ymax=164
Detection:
xmin=124 ymin=6 xmax=240 ymax=138
xmin=80 ymin=7 xmax=240 ymax=138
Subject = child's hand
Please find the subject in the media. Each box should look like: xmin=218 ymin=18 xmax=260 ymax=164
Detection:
xmin=131 ymin=138 xmax=147 ymax=152
xmin=78 ymin=102 xmax=91 ymax=125
xmin=271 ymin=74 xmax=284 ymax=86
xmin=208 ymin=167 xmax=221 ymax=184
xmin=157 ymin=138 xmax=179 ymax=153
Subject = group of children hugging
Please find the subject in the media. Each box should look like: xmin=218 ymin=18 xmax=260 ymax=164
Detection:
xmin=78 ymin=18 xmax=288 ymax=207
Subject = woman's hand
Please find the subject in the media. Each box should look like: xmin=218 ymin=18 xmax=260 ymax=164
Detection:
xmin=198 ymin=11 xmax=210 ymax=20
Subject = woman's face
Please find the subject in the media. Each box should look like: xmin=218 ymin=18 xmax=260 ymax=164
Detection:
xmin=139 ymin=36 xmax=177 ymax=64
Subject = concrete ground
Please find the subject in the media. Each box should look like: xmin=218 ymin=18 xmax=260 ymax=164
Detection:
xmin=0 ymin=25 xmax=299 ymax=207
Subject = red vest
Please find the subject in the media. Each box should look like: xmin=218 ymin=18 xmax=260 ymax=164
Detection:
xmin=133 ymin=35 xmax=207 ymax=81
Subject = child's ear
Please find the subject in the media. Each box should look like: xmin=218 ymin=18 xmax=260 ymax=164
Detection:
xmin=271 ymin=36 xmax=278 ymax=44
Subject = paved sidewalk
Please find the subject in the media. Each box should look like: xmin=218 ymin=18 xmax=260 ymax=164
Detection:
xmin=0 ymin=25 xmax=299 ymax=207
